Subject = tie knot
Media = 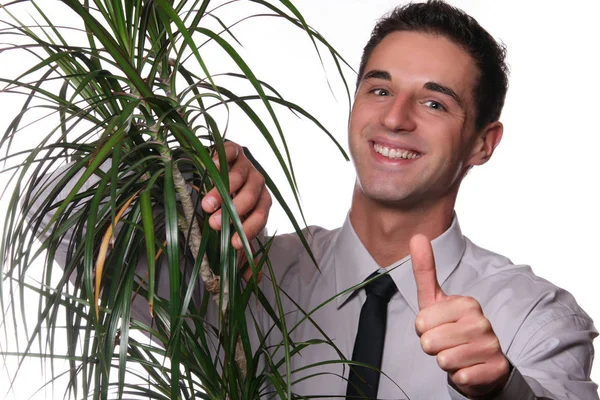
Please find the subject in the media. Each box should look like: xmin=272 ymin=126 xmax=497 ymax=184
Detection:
xmin=364 ymin=272 xmax=398 ymax=303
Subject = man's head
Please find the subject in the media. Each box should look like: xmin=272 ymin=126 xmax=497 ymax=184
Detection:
xmin=356 ymin=0 xmax=509 ymax=132
xmin=348 ymin=1 xmax=507 ymax=213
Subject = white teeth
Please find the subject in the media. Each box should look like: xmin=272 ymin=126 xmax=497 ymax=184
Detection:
xmin=373 ymin=143 xmax=420 ymax=160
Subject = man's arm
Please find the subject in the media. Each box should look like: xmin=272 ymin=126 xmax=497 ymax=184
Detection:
xmin=447 ymin=312 xmax=598 ymax=400
xmin=25 ymin=141 xmax=271 ymax=326
xmin=410 ymin=235 xmax=599 ymax=400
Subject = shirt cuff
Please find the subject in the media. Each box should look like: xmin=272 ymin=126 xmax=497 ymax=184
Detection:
xmin=447 ymin=366 xmax=536 ymax=400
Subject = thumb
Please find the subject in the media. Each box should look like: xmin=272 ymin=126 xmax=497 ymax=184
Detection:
xmin=410 ymin=234 xmax=445 ymax=309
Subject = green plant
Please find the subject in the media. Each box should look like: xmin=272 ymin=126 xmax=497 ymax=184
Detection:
xmin=0 ymin=1 xmax=350 ymax=398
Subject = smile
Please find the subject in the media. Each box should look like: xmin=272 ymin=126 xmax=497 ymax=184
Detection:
xmin=373 ymin=143 xmax=421 ymax=160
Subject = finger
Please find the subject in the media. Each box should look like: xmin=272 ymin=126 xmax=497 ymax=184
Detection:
xmin=208 ymin=208 xmax=223 ymax=230
xmin=415 ymin=296 xmax=484 ymax=335
xmin=205 ymin=163 xmax=264 ymax=230
xmin=434 ymin=336 xmax=503 ymax=371
xmin=201 ymin=187 xmax=224 ymax=215
xmin=213 ymin=141 xmax=241 ymax=168
xmin=203 ymin=156 xmax=252 ymax=214
xmin=410 ymin=234 xmax=445 ymax=310
xmin=448 ymin=356 xmax=510 ymax=396
xmin=241 ymin=258 xmax=263 ymax=283
xmin=238 ymin=245 xmax=264 ymax=284
xmin=419 ymin=322 xmax=469 ymax=355
xmin=229 ymin=167 xmax=265 ymax=220
xmin=202 ymin=145 xmax=249 ymax=214
xmin=232 ymin=187 xmax=271 ymax=250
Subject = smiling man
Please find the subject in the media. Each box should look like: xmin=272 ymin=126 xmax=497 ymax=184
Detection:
xmin=347 ymin=27 xmax=507 ymax=397
xmin=222 ymin=1 xmax=599 ymax=399
xmin=26 ymin=0 xmax=597 ymax=399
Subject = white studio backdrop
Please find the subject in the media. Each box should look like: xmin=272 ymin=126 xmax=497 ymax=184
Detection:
xmin=0 ymin=0 xmax=598 ymax=398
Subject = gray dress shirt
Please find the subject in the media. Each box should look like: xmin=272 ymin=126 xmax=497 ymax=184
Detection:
xmin=252 ymin=215 xmax=599 ymax=399
xmin=32 ymin=166 xmax=598 ymax=399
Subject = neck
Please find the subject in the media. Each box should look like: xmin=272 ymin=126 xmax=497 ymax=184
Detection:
xmin=349 ymin=186 xmax=457 ymax=267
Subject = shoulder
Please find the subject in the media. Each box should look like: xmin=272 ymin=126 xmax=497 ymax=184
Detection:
xmin=457 ymin=237 xmax=589 ymax=316
xmin=268 ymin=225 xmax=338 ymax=254
xmin=262 ymin=225 xmax=340 ymax=282
xmin=265 ymin=225 xmax=339 ymax=262
xmin=454 ymin=237 xmax=596 ymax=351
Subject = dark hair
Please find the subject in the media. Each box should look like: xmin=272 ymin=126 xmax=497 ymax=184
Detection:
xmin=357 ymin=0 xmax=509 ymax=131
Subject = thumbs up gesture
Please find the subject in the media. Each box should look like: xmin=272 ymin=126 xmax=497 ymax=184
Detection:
xmin=410 ymin=234 xmax=511 ymax=397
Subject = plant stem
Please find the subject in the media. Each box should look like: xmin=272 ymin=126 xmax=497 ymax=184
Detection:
xmin=171 ymin=165 xmax=223 ymax=304
xmin=170 ymin=159 xmax=246 ymax=380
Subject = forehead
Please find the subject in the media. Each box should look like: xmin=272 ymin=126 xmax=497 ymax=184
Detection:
xmin=364 ymin=31 xmax=480 ymax=103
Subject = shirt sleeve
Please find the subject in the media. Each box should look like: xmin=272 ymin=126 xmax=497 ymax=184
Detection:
xmin=446 ymin=313 xmax=599 ymax=400
xmin=23 ymin=160 xmax=189 ymax=329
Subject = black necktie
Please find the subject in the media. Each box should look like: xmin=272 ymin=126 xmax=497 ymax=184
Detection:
xmin=346 ymin=272 xmax=398 ymax=399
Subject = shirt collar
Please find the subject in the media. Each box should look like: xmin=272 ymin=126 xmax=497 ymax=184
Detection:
xmin=333 ymin=213 xmax=466 ymax=314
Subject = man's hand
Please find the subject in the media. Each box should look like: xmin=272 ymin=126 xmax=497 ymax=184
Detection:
xmin=410 ymin=234 xmax=510 ymax=397
xmin=201 ymin=141 xmax=272 ymax=250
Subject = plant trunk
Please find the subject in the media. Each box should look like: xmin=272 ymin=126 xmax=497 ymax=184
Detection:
xmin=171 ymin=161 xmax=246 ymax=379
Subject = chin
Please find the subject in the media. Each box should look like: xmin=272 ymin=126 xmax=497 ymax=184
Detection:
xmin=358 ymin=180 xmax=416 ymax=205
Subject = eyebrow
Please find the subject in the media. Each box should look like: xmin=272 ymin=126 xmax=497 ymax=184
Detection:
xmin=363 ymin=70 xmax=391 ymax=81
xmin=362 ymin=69 xmax=464 ymax=108
xmin=424 ymin=81 xmax=464 ymax=108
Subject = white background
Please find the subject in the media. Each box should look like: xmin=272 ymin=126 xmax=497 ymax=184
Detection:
xmin=1 ymin=0 xmax=599 ymax=398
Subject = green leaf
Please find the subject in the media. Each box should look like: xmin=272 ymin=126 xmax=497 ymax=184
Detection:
xmin=163 ymin=158 xmax=182 ymax=399
xmin=0 ymin=0 xmax=354 ymax=398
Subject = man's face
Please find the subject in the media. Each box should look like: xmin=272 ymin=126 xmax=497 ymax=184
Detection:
xmin=349 ymin=30 xmax=484 ymax=208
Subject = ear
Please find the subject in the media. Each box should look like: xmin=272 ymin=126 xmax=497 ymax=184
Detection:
xmin=466 ymin=121 xmax=503 ymax=167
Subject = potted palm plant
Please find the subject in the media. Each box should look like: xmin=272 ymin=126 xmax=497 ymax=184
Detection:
xmin=0 ymin=1 xmax=350 ymax=398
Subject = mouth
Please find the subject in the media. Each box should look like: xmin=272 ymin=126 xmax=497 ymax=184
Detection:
xmin=372 ymin=142 xmax=421 ymax=160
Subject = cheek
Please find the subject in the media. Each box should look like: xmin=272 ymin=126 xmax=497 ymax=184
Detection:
xmin=427 ymin=119 xmax=465 ymax=150
xmin=349 ymin=99 xmax=379 ymax=128
xmin=348 ymin=133 xmax=365 ymax=169
xmin=348 ymin=112 xmax=367 ymax=148
xmin=347 ymin=110 xmax=362 ymax=135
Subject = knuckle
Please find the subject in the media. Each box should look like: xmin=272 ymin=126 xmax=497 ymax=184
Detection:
xmin=497 ymin=357 xmax=510 ymax=375
xmin=234 ymin=144 xmax=245 ymax=158
xmin=225 ymin=143 xmax=241 ymax=162
xmin=226 ymin=141 xmax=239 ymax=151
xmin=231 ymin=194 xmax=249 ymax=214
xmin=487 ymin=337 xmax=502 ymax=355
xmin=247 ymin=187 xmax=261 ymax=203
xmin=420 ymin=334 xmax=433 ymax=353
xmin=414 ymin=315 xmax=426 ymax=336
xmin=230 ymin=169 xmax=245 ymax=184
xmin=461 ymin=296 xmax=480 ymax=310
xmin=243 ymin=225 xmax=258 ymax=240
xmin=254 ymin=209 xmax=269 ymax=224
xmin=255 ymin=173 xmax=265 ymax=187
xmin=474 ymin=317 xmax=492 ymax=334
xmin=256 ymin=177 xmax=265 ymax=191
xmin=436 ymin=352 xmax=450 ymax=370
xmin=456 ymin=370 xmax=469 ymax=386
xmin=264 ymin=191 xmax=273 ymax=206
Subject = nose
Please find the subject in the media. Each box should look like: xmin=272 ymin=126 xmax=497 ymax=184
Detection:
xmin=381 ymin=93 xmax=417 ymax=133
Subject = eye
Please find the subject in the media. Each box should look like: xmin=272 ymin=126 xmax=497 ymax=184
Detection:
xmin=371 ymin=88 xmax=390 ymax=96
xmin=423 ymin=100 xmax=447 ymax=111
